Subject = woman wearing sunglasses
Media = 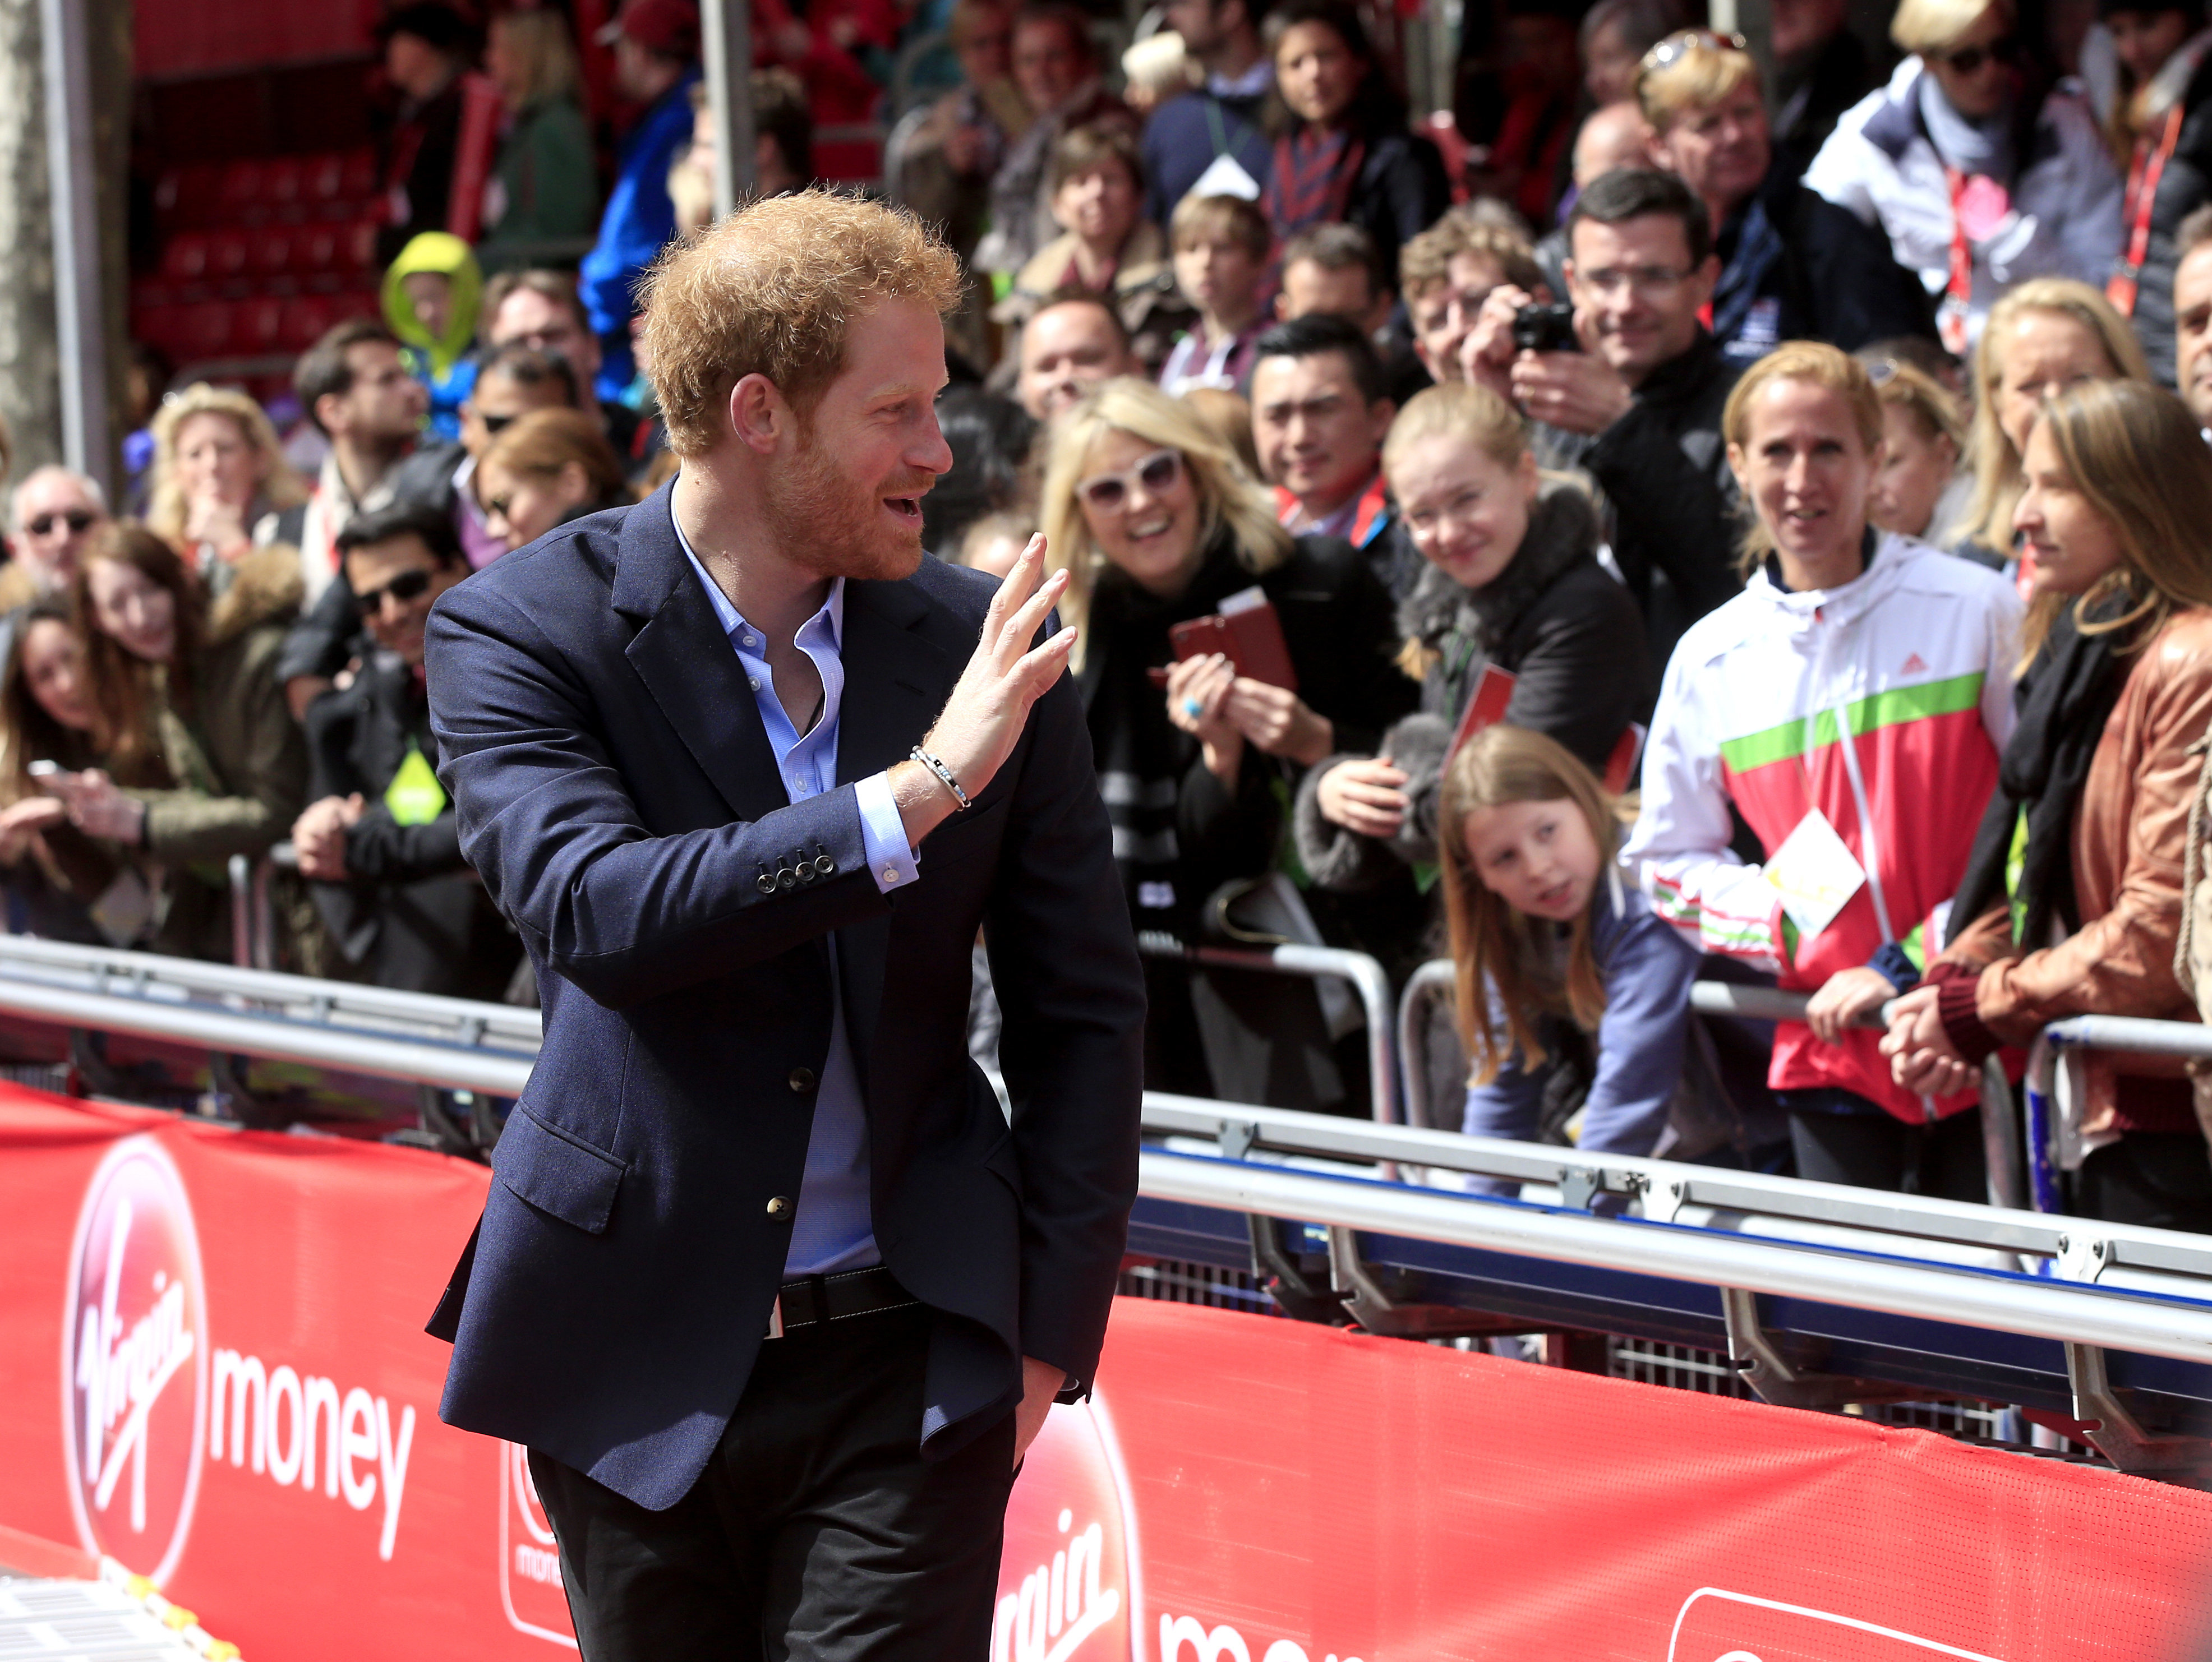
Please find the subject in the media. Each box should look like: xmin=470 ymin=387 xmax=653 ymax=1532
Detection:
xmin=477 ymin=407 xmax=632 ymax=555
xmin=1040 ymin=376 xmax=1415 ymax=1106
xmin=48 ymin=522 xmax=311 ymax=964
xmin=1805 ymin=0 xmax=2121 ymax=350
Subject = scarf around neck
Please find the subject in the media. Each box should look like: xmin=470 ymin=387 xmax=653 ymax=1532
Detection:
xmin=1950 ymin=590 xmax=2135 ymax=947
xmin=1264 ymin=128 xmax=1363 ymax=234
xmin=1918 ymin=69 xmax=2016 ymax=183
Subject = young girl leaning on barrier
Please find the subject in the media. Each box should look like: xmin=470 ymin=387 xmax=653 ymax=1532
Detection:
xmin=1437 ymin=724 xmax=1701 ymax=1189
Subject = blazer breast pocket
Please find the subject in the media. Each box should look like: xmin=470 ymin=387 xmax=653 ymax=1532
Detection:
xmin=494 ymin=1105 xmax=628 ymax=1234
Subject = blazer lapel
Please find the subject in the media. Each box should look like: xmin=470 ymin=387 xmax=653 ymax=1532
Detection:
xmin=835 ymin=576 xmax=956 ymax=1078
xmin=612 ymin=482 xmax=791 ymax=823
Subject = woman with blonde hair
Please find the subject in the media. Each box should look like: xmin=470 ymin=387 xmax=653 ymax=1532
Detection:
xmin=477 ymin=408 xmax=632 ymax=554
xmin=1042 ymin=375 xmax=1414 ymax=1104
xmin=1868 ymin=356 xmax=1970 ymax=543
xmin=477 ymin=7 xmax=597 ymax=271
xmin=1805 ymin=0 xmax=2121 ymax=349
xmin=1296 ymin=380 xmax=1647 ymax=925
xmin=1885 ymin=380 xmax=2212 ymax=1229
xmin=1625 ymin=341 xmax=2023 ymax=1198
xmin=144 ymin=384 xmax=310 ymax=576
xmin=1957 ymin=279 xmax=2151 ymax=567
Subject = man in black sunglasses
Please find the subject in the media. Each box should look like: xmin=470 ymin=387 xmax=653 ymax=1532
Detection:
xmin=3 ymin=466 xmax=108 ymax=604
xmin=290 ymin=501 xmax=516 ymax=1000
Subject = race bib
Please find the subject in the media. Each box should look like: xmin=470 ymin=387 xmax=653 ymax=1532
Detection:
xmin=1763 ymin=807 xmax=1866 ymax=939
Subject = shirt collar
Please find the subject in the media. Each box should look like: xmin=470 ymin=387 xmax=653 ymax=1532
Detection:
xmin=670 ymin=496 xmax=845 ymax=652
xmin=1207 ymin=59 xmax=1273 ymax=98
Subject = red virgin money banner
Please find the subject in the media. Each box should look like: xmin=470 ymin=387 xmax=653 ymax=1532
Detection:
xmin=3 ymin=1089 xmax=2210 ymax=1661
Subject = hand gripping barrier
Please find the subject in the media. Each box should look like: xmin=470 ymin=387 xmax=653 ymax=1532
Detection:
xmin=1397 ymin=961 xmax=2129 ymax=1215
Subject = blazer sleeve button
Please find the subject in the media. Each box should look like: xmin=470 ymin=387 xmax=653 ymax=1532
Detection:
xmin=788 ymin=1067 xmax=816 ymax=1092
xmin=766 ymin=1195 xmax=794 ymax=1220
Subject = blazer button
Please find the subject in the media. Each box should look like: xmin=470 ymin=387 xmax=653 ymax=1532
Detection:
xmin=766 ymin=1195 xmax=794 ymax=1221
xmin=789 ymin=1067 xmax=816 ymax=1093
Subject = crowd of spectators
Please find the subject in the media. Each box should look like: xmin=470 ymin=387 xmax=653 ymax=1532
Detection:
xmin=18 ymin=0 xmax=2212 ymax=1228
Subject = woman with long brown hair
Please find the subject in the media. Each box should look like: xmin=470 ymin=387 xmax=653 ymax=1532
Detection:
xmin=477 ymin=407 xmax=632 ymax=555
xmin=0 ymin=599 xmax=161 ymax=946
xmin=46 ymin=523 xmax=310 ymax=962
xmin=1885 ymin=378 xmax=2212 ymax=1229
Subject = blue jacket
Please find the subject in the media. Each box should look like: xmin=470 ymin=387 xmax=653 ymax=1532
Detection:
xmin=1459 ymin=872 xmax=1699 ymax=1161
xmin=578 ymin=71 xmax=701 ymax=401
xmin=1141 ymin=87 xmax=1271 ymax=224
xmin=420 ymin=485 xmax=1146 ymax=1509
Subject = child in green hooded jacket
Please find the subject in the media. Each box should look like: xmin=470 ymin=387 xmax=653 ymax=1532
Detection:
xmin=383 ymin=232 xmax=483 ymax=442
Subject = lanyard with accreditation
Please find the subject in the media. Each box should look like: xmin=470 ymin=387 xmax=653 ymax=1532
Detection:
xmin=2108 ymin=105 xmax=2186 ymax=316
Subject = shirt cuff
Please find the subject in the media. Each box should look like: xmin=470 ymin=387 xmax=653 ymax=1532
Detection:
xmin=855 ymin=772 xmax=920 ymax=894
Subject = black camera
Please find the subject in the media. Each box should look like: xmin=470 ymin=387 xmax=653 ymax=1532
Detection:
xmin=1511 ymin=302 xmax=1580 ymax=354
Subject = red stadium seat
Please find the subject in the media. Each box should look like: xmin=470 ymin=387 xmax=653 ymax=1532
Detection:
xmin=218 ymin=160 xmax=268 ymax=214
xmin=339 ymin=147 xmax=379 ymax=201
xmin=303 ymin=151 xmax=346 ymax=204
xmin=132 ymin=302 xmax=182 ymax=356
xmin=235 ymin=296 xmax=285 ymax=353
xmin=249 ymin=228 xmax=297 ymax=277
xmin=161 ymin=232 xmax=212 ymax=283
xmin=264 ymin=157 xmax=305 ymax=206
xmin=176 ymin=302 xmax=236 ymax=359
xmin=279 ymin=295 xmax=338 ymax=352
xmin=206 ymin=230 xmax=251 ymax=279
xmin=336 ymin=219 xmax=380 ymax=270
xmin=295 ymin=223 xmax=340 ymax=272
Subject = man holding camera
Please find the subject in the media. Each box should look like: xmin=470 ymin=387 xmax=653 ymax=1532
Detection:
xmin=1462 ymin=168 xmax=1744 ymax=664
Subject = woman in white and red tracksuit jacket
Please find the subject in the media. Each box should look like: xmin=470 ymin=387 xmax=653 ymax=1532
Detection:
xmin=1621 ymin=342 xmax=2023 ymax=1198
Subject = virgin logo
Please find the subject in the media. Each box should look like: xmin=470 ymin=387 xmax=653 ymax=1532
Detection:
xmin=992 ymin=1392 xmax=1142 ymax=1662
xmin=59 ymin=1136 xmax=209 ymax=1586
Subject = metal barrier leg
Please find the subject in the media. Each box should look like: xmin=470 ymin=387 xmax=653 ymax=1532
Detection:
xmin=251 ymin=857 xmax=275 ymax=972
xmin=1136 ymin=936 xmax=1401 ymax=1125
xmin=225 ymin=853 xmax=253 ymax=971
xmin=1395 ymin=959 xmax=1459 ymax=1133
xmin=2024 ymin=1035 xmax=2063 ymax=1215
xmin=1980 ymin=1058 xmax=2025 ymax=1212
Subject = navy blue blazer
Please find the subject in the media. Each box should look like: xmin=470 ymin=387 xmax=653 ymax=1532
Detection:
xmin=420 ymin=482 xmax=1146 ymax=1511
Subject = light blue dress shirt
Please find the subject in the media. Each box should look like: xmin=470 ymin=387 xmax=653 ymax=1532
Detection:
xmin=674 ymin=511 xmax=920 ymax=1276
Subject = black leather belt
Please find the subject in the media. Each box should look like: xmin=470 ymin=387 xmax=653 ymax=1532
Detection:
xmin=765 ymin=1265 xmax=918 ymax=1338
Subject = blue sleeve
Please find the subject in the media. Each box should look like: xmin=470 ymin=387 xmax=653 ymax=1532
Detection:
xmin=425 ymin=579 xmax=888 ymax=1010
xmin=1577 ymin=895 xmax=1702 ymax=1158
xmin=855 ymin=770 xmax=919 ymax=892
xmin=1459 ymin=975 xmax=1552 ymax=1197
xmin=577 ymin=85 xmax=695 ymax=339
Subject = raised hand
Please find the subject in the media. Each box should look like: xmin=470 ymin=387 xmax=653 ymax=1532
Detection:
xmin=893 ymin=535 xmax=1079 ymax=843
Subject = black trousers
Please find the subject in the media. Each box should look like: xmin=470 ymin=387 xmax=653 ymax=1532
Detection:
xmin=1786 ymin=1102 xmax=1989 ymax=1202
xmin=2077 ymin=1132 xmax=2212 ymax=1232
xmin=529 ymin=1304 xmax=1017 ymax=1662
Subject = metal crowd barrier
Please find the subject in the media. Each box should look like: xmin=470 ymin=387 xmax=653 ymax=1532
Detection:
xmin=1399 ymin=959 xmax=2212 ymax=1220
xmin=1 ymin=936 xmax=2210 ymax=1475
xmin=1135 ymin=933 xmax=1399 ymax=1126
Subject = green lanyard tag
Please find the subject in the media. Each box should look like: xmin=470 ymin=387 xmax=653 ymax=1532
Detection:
xmin=384 ymin=742 xmax=448 ymax=827
xmin=2006 ymin=805 xmax=2031 ymax=944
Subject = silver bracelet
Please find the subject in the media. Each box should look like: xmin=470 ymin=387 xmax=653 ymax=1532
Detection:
xmin=909 ymin=746 xmax=971 ymax=810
